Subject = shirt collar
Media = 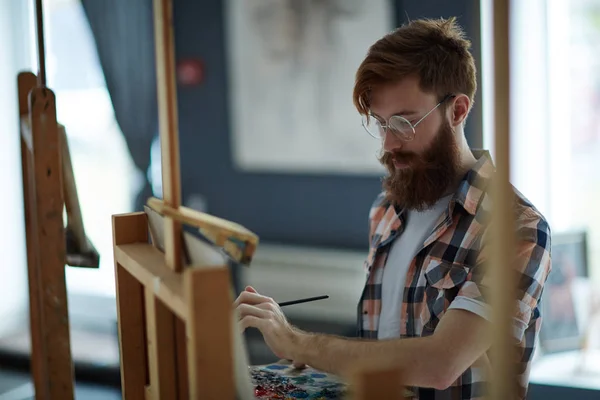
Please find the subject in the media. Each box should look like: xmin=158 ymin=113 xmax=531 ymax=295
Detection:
xmin=452 ymin=150 xmax=495 ymax=216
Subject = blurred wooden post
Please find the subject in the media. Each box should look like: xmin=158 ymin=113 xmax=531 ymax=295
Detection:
xmin=19 ymin=71 xmax=75 ymax=400
xmin=350 ymin=365 xmax=407 ymax=400
xmin=490 ymin=0 xmax=517 ymax=399
xmin=185 ymin=267 xmax=235 ymax=399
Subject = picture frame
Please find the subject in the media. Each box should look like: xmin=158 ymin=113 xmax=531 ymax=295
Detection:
xmin=551 ymin=230 xmax=588 ymax=277
xmin=225 ymin=0 xmax=393 ymax=175
xmin=539 ymin=230 xmax=589 ymax=353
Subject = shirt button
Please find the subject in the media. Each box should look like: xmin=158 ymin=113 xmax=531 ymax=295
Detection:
xmin=363 ymin=310 xmax=368 ymax=314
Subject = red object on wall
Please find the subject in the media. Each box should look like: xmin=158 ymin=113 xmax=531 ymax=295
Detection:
xmin=176 ymin=59 xmax=204 ymax=86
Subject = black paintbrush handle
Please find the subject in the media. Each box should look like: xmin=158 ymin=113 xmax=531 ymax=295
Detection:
xmin=278 ymin=295 xmax=329 ymax=307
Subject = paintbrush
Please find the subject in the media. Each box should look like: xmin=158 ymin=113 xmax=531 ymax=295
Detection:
xmin=278 ymin=295 xmax=329 ymax=307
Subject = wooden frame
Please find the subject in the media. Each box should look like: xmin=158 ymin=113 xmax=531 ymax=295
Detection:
xmin=551 ymin=230 xmax=588 ymax=277
xmin=539 ymin=230 xmax=588 ymax=353
xmin=113 ymin=201 xmax=260 ymax=399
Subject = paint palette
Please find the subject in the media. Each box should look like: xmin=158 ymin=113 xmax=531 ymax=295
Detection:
xmin=249 ymin=361 xmax=346 ymax=399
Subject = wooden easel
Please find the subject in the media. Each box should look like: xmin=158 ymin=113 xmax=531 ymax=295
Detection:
xmin=111 ymin=0 xmax=256 ymax=398
xmin=489 ymin=0 xmax=516 ymax=399
xmin=19 ymin=71 xmax=75 ymax=400
xmin=18 ymin=0 xmax=101 ymax=398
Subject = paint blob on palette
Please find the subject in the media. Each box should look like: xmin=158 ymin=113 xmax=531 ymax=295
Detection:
xmin=249 ymin=361 xmax=346 ymax=399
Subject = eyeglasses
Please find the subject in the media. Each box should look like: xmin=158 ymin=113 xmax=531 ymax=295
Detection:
xmin=361 ymin=94 xmax=456 ymax=141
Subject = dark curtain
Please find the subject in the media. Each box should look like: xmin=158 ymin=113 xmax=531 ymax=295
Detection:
xmin=81 ymin=0 xmax=158 ymax=211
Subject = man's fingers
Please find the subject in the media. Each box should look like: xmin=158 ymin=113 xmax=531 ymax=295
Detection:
xmin=233 ymin=290 xmax=273 ymax=309
xmin=285 ymin=359 xmax=306 ymax=369
xmin=237 ymin=303 xmax=270 ymax=320
xmin=256 ymin=301 xmax=279 ymax=312
xmin=239 ymin=315 xmax=264 ymax=332
xmin=292 ymin=361 xmax=306 ymax=369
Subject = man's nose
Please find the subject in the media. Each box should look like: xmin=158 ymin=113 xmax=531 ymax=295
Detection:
xmin=383 ymin=129 xmax=402 ymax=152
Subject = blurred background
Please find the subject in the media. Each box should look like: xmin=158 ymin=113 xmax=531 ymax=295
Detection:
xmin=1 ymin=0 xmax=600 ymax=398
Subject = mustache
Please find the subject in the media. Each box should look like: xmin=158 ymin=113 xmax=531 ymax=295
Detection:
xmin=379 ymin=151 xmax=421 ymax=166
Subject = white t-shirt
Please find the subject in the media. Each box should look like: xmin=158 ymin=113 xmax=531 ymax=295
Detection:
xmin=377 ymin=194 xmax=489 ymax=339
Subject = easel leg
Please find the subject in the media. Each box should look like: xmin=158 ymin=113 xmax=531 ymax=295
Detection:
xmin=175 ymin=317 xmax=189 ymax=400
xmin=186 ymin=267 xmax=235 ymax=399
xmin=351 ymin=366 xmax=405 ymax=400
xmin=19 ymin=72 xmax=48 ymax=399
xmin=113 ymin=212 xmax=150 ymax=400
xmin=28 ymin=84 xmax=75 ymax=399
xmin=144 ymin=288 xmax=178 ymax=400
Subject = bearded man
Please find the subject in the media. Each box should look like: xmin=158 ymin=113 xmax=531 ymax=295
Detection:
xmin=234 ymin=17 xmax=552 ymax=399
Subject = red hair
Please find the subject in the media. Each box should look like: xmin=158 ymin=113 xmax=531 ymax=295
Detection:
xmin=353 ymin=17 xmax=477 ymax=115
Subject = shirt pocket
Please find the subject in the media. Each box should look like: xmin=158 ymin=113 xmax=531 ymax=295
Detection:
xmin=421 ymin=256 xmax=469 ymax=333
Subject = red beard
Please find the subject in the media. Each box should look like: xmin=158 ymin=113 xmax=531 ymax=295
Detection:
xmin=379 ymin=120 xmax=460 ymax=211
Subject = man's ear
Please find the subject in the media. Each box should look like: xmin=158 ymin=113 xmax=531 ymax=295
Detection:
xmin=449 ymin=94 xmax=470 ymax=127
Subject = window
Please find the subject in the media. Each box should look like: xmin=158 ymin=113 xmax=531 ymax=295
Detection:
xmin=39 ymin=0 xmax=141 ymax=300
xmin=483 ymin=0 xmax=600 ymax=387
xmin=0 ymin=0 xmax=32 ymax=337
xmin=555 ymin=0 xmax=600 ymax=270
xmin=482 ymin=0 xmax=600 ymax=372
xmin=487 ymin=0 xmax=600 ymax=280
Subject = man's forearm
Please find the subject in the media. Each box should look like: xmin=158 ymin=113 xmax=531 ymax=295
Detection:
xmin=292 ymin=332 xmax=448 ymax=389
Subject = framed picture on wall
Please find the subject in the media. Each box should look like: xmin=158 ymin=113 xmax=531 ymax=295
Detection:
xmin=225 ymin=0 xmax=393 ymax=175
xmin=552 ymin=230 xmax=588 ymax=277
xmin=539 ymin=230 xmax=589 ymax=353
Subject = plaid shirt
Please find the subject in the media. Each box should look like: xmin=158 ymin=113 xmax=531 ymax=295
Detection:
xmin=357 ymin=151 xmax=552 ymax=399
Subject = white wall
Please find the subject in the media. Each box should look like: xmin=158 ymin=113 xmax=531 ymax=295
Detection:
xmin=242 ymin=243 xmax=367 ymax=324
xmin=0 ymin=0 xmax=34 ymax=336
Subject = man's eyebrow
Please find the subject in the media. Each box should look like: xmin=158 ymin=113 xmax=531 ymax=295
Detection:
xmin=371 ymin=110 xmax=419 ymax=119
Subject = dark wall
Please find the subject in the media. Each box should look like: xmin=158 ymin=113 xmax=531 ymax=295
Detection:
xmin=173 ymin=0 xmax=483 ymax=250
xmin=400 ymin=0 xmax=483 ymax=149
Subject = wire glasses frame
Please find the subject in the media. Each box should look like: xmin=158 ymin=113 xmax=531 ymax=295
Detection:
xmin=361 ymin=94 xmax=456 ymax=141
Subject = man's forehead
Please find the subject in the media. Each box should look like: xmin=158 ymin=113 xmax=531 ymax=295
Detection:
xmin=369 ymin=80 xmax=436 ymax=118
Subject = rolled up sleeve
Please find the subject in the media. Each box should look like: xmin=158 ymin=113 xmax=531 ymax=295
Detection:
xmin=449 ymin=214 xmax=552 ymax=342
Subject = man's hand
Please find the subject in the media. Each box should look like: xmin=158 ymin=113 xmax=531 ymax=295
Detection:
xmin=234 ymin=286 xmax=305 ymax=367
